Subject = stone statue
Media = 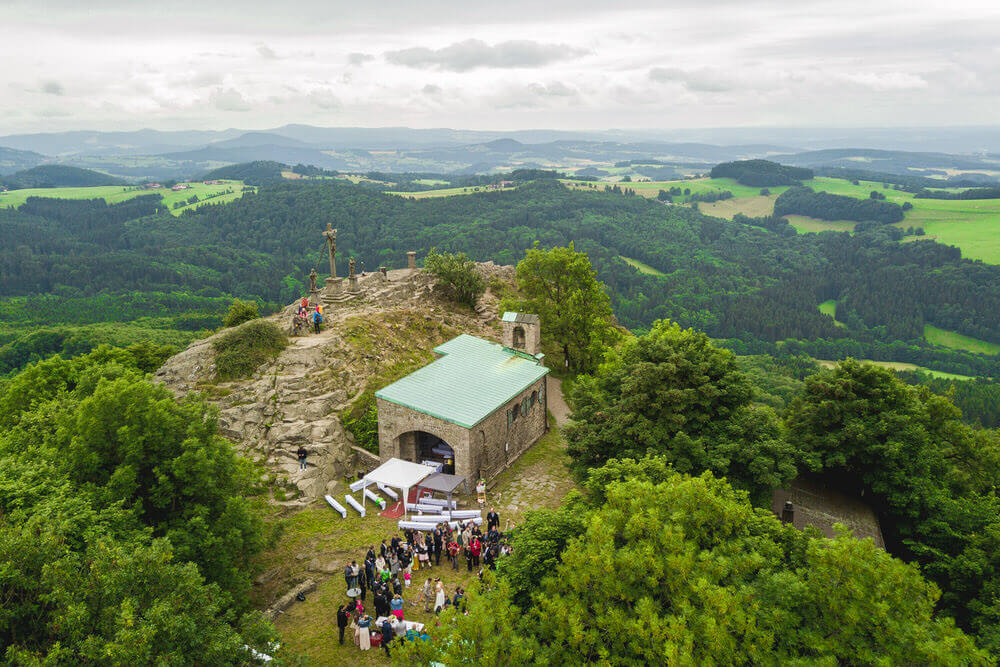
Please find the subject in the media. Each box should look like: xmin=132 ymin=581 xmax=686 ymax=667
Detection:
xmin=308 ymin=268 xmax=318 ymax=291
xmin=349 ymin=257 xmax=356 ymax=278
xmin=323 ymin=223 xmax=338 ymax=278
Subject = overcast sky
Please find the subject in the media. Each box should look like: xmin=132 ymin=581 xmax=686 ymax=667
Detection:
xmin=3 ymin=0 xmax=1000 ymax=133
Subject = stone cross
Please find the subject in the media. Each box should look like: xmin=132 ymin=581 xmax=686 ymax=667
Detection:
xmin=349 ymin=257 xmax=356 ymax=278
xmin=308 ymin=268 xmax=318 ymax=292
xmin=323 ymin=223 xmax=338 ymax=278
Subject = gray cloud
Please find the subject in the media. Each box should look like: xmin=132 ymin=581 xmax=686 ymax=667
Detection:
xmin=41 ymin=80 xmax=64 ymax=95
xmin=422 ymin=84 xmax=442 ymax=95
xmin=210 ymin=87 xmax=251 ymax=111
xmin=308 ymin=88 xmax=340 ymax=109
xmin=257 ymin=44 xmax=278 ymax=59
xmin=385 ymin=39 xmax=585 ymax=72
xmin=347 ymin=52 xmax=374 ymax=66
xmin=648 ymin=67 xmax=736 ymax=93
xmin=527 ymin=81 xmax=576 ymax=97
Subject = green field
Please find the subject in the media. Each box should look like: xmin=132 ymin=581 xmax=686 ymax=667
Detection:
xmin=386 ymin=185 xmax=514 ymax=199
xmin=620 ymin=255 xmax=666 ymax=276
xmin=817 ymin=300 xmax=846 ymax=327
xmin=816 ymin=358 xmax=973 ymax=381
xmin=924 ymin=324 xmax=1000 ymax=355
xmin=0 ymin=181 xmax=250 ymax=217
xmin=413 ymin=178 xmax=450 ymax=186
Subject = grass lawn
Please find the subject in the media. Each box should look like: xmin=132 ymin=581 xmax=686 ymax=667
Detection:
xmin=924 ymin=324 xmax=1000 ymax=355
xmin=619 ymin=255 xmax=666 ymax=276
xmin=413 ymin=179 xmax=450 ymax=186
xmin=816 ymin=358 xmax=973 ymax=380
xmin=894 ymin=199 xmax=1000 ymax=265
xmin=817 ymin=300 xmax=846 ymax=327
xmin=699 ymin=195 xmax=777 ymax=219
xmin=786 ymin=215 xmax=857 ymax=234
xmin=0 ymin=181 xmax=249 ymax=217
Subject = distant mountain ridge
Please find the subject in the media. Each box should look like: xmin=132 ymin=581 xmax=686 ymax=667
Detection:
xmin=0 ymin=164 xmax=127 ymax=188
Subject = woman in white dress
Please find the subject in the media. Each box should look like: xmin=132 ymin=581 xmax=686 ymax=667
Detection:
xmin=357 ymin=614 xmax=372 ymax=651
xmin=434 ymin=579 xmax=445 ymax=613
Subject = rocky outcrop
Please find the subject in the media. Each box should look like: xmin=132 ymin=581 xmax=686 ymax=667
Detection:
xmin=154 ymin=264 xmax=511 ymax=502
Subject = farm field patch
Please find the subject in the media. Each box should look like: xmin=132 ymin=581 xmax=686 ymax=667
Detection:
xmin=816 ymin=358 xmax=973 ymax=381
xmin=699 ymin=195 xmax=777 ymax=219
xmin=817 ymin=300 xmax=846 ymax=327
xmin=619 ymin=255 xmax=666 ymax=276
xmin=0 ymin=181 xmax=249 ymax=217
xmin=924 ymin=324 xmax=1000 ymax=355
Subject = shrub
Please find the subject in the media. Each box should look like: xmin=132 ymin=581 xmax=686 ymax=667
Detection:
xmin=223 ymin=299 xmax=260 ymax=328
xmin=343 ymin=394 xmax=379 ymax=454
xmin=425 ymin=248 xmax=486 ymax=308
xmin=212 ymin=320 xmax=286 ymax=380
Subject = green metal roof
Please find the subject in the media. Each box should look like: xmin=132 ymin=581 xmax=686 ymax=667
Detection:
xmin=375 ymin=334 xmax=549 ymax=428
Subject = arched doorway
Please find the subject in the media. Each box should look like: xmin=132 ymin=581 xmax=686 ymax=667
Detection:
xmin=398 ymin=430 xmax=456 ymax=474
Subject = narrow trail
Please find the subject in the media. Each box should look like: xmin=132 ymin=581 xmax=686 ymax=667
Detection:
xmin=547 ymin=376 xmax=571 ymax=425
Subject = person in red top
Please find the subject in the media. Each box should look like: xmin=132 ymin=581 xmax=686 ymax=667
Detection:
xmin=447 ymin=539 xmax=460 ymax=570
xmin=470 ymin=537 xmax=482 ymax=568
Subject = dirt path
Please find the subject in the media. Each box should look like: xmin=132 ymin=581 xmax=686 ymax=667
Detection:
xmin=547 ymin=376 xmax=571 ymax=425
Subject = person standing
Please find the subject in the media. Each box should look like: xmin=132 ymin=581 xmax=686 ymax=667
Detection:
xmin=296 ymin=446 xmax=307 ymax=470
xmin=487 ymin=508 xmax=500 ymax=532
xmin=434 ymin=579 xmax=445 ymax=614
xmin=448 ymin=538 xmax=460 ymax=570
xmin=381 ymin=617 xmax=394 ymax=658
xmin=312 ymin=305 xmax=322 ymax=334
xmin=357 ymin=614 xmax=372 ymax=651
xmin=424 ymin=532 xmax=434 ymax=568
xmin=432 ymin=526 xmax=443 ymax=567
xmin=336 ymin=604 xmax=349 ymax=645
xmin=470 ymin=537 xmax=481 ymax=568
xmin=390 ymin=593 xmax=405 ymax=620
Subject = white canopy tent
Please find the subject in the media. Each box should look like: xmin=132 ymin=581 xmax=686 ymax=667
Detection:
xmin=358 ymin=458 xmax=438 ymax=509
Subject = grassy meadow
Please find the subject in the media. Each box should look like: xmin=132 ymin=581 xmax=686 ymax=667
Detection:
xmin=816 ymin=358 xmax=974 ymax=381
xmin=924 ymin=324 xmax=1000 ymax=355
xmin=620 ymin=255 xmax=666 ymax=276
xmin=0 ymin=180 xmax=250 ymax=217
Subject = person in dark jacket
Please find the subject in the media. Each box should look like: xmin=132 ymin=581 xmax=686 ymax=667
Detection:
xmin=296 ymin=446 xmax=308 ymax=470
xmin=336 ymin=604 xmax=350 ymax=645
xmin=433 ymin=526 xmax=443 ymax=566
xmin=487 ymin=508 xmax=500 ymax=531
xmin=381 ymin=618 xmax=395 ymax=658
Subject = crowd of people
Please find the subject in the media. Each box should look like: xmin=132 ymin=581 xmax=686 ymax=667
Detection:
xmin=335 ymin=508 xmax=510 ymax=658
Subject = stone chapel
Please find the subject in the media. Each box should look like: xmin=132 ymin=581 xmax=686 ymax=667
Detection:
xmin=375 ymin=312 xmax=549 ymax=483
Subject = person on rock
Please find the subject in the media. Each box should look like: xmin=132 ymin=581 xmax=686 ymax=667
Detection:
xmin=296 ymin=446 xmax=308 ymax=470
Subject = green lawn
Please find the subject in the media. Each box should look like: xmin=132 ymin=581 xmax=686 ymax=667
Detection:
xmin=786 ymin=215 xmax=857 ymax=234
xmin=924 ymin=324 xmax=1000 ymax=355
xmin=817 ymin=300 xmax=846 ymax=327
xmin=619 ymin=255 xmax=666 ymax=276
xmin=413 ymin=179 xmax=450 ymax=186
xmin=0 ymin=181 xmax=250 ymax=217
xmin=816 ymin=358 xmax=974 ymax=381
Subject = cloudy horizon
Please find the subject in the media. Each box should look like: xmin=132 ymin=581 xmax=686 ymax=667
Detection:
xmin=4 ymin=0 xmax=1000 ymax=134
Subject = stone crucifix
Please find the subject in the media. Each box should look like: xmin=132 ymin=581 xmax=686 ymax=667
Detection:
xmin=323 ymin=223 xmax=338 ymax=278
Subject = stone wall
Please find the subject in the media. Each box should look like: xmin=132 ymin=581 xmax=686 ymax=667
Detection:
xmin=376 ymin=398 xmax=472 ymax=476
xmin=473 ymin=376 xmax=547 ymax=481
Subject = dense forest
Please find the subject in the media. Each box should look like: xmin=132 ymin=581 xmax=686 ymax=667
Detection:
xmin=774 ymin=185 xmax=905 ymax=222
xmin=916 ymin=186 xmax=1000 ymax=199
xmin=4 ymin=175 xmax=1000 ymax=377
xmin=710 ymin=159 xmax=813 ymax=186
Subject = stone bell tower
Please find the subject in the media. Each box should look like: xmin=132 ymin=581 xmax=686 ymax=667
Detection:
xmin=501 ymin=312 xmax=541 ymax=356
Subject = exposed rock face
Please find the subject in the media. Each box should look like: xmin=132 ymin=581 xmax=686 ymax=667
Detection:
xmin=154 ymin=265 xmax=511 ymax=502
